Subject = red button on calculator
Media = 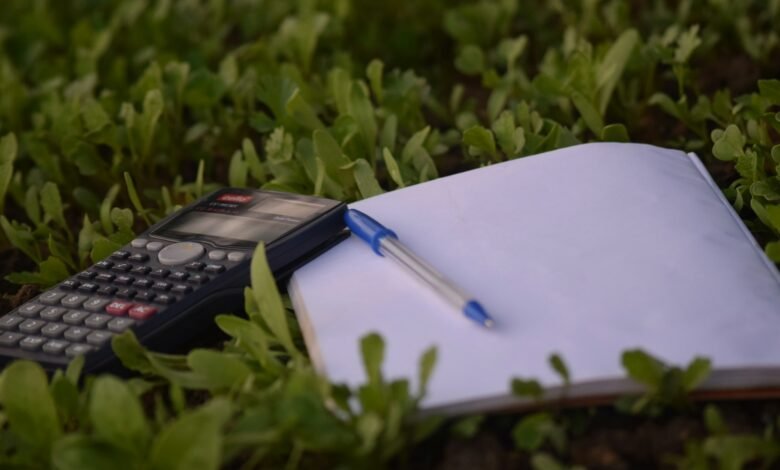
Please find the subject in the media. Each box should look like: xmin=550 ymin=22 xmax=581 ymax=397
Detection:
xmin=128 ymin=305 xmax=157 ymax=320
xmin=106 ymin=301 xmax=133 ymax=315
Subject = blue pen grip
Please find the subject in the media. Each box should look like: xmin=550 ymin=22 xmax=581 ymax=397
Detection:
xmin=344 ymin=209 xmax=398 ymax=255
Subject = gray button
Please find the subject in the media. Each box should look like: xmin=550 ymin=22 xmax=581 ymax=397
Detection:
xmin=83 ymin=298 xmax=111 ymax=312
xmin=84 ymin=314 xmax=111 ymax=328
xmin=18 ymin=303 xmax=45 ymax=317
xmin=65 ymin=343 xmax=94 ymax=358
xmin=0 ymin=315 xmax=23 ymax=329
xmin=64 ymin=327 xmax=90 ymax=342
xmin=39 ymin=291 xmax=67 ymax=305
xmin=131 ymin=238 xmax=149 ymax=248
xmin=42 ymin=323 xmax=68 ymax=338
xmin=227 ymin=251 xmax=246 ymax=262
xmin=63 ymin=310 xmax=90 ymax=325
xmin=20 ymin=336 xmax=46 ymax=351
xmin=157 ymin=242 xmax=205 ymax=266
xmin=61 ymin=294 xmax=87 ymax=309
xmin=19 ymin=320 xmax=44 ymax=334
xmin=43 ymin=340 xmax=69 ymax=355
xmin=107 ymin=317 xmax=134 ymax=332
xmin=208 ymin=250 xmax=226 ymax=261
xmin=145 ymin=241 xmax=164 ymax=251
xmin=40 ymin=307 xmax=67 ymax=321
xmin=0 ymin=332 xmax=23 ymax=346
xmin=86 ymin=330 xmax=113 ymax=346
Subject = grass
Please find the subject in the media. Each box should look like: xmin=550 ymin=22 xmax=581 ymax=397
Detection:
xmin=0 ymin=0 xmax=779 ymax=468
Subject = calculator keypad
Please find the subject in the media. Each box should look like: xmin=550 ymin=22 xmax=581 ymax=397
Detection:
xmin=0 ymin=239 xmax=246 ymax=364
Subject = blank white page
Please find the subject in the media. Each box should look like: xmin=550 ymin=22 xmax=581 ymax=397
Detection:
xmin=290 ymin=143 xmax=780 ymax=410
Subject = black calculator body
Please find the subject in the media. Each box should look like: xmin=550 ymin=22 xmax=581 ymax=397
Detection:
xmin=0 ymin=189 xmax=346 ymax=373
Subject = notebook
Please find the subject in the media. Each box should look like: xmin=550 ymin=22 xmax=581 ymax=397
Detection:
xmin=288 ymin=143 xmax=780 ymax=414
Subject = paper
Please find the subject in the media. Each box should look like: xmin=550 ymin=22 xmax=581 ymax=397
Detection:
xmin=290 ymin=143 xmax=780 ymax=411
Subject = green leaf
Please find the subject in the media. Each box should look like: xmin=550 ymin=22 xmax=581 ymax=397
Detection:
xmin=402 ymin=126 xmax=431 ymax=164
xmin=601 ymin=123 xmax=630 ymax=142
xmin=53 ymin=435 xmax=136 ymax=470
xmin=531 ymin=453 xmax=566 ymax=470
xmin=492 ymin=110 xmax=517 ymax=155
xmin=571 ymin=91 xmax=604 ymax=135
xmin=596 ymin=29 xmax=638 ymax=114
xmin=360 ymin=333 xmax=385 ymax=386
xmin=149 ymin=399 xmax=232 ymax=470
xmin=349 ymin=83 xmax=378 ymax=160
xmin=511 ymin=378 xmax=543 ymax=400
xmin=250 ymin=242 xmax=298 ymax=355
xmin=89 ymin=375 xmax=151 ymax=455
xmin=124 ymin=172 xmax=149 ymax=224
xmin=0 ymin=132 xmax=17 ymax=213
xmin=759 ymin=79 xmax=780 ymax=105
xmin=450 ymin=415 xmax=484 ymax=438
xmin=455 ymin=45 xmax=485 ymax=75
xmin=382 ymin=148 xmax=405 ymax=188
xmin=139 ymin=89 xmax=164 ymax=157
xmin=765 ymin=241 xmax=780 ymax=262
xmin=548 ymin=353 xmax=570 ymax=385
xmin=463 ymin=125 xmax=497 ymax=159
xmin=41 ymin=182 xmax=68 ymax=229
xmin=228 ymin=150 xmax=248 ymax=188
xmin=712 ymin=125 xmax=745 ymax=161
xmin=186 ymin=350 xmax=252 ymax=391
xmin=683 ymin=357 xmax=711 ymax=391
xmin=366 ymin=59 xmax=384 ymax=103
xmin=242 ymin=138 xmax=265 ymax=183
xmin=512 ymin=412 xmax=552 ymax=451
xmin=417 ymin=346 xmax=437 ymax=397
xmin=352 ymin=158 xmax=384 ymax=198
xmin=286 ymin=88 xmax=325 ymax=131
xmin=621 ymin=349 xmax=666 ymax=389
xmin=1 ymin=361 xmax=61 ymax=454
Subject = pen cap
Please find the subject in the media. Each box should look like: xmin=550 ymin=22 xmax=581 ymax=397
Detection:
xmin=344 ymin=209 xmax=398 ymax=255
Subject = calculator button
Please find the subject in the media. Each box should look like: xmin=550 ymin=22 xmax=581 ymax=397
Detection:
xmin=84 ymin=314 xmax=111 ymax=328
xmin=0 ymin=332 xmax=24 ymax=346
xmin=131 ymin=238 xmax=149 ymax=248
xmin=168 ymin=271 xmax=189 ymax=282
xmin=150 ymin=269 xmax=170 ymax=279
xmin=171 ymin=284 xmax=192 ymax=295
xmin=116 ymin=288 xmax=136 ymax=299
xmin=158 ymin=242 xmax=205 ymax=266
xmin=19 ymin=319 xmax=45 ymax=334
xmin=97 ymin=286 xmax=118 ymax=296
xmin=18 ymin=303 xmax=45 ymax=317
xmin=95 ymin=260 xmax=114 ymax=270
xmin=107 ymin=317 xmax=135 ymax=332
xmin=106 ymin=301 xmax=133 ymax=316
xmin=63 ymin=310 xmax=90 ymax=325
xmin=0 ymin=315 xmax=23 ymax=329
xmin=135 ymin=291 xmax=156 ymax=302
xmin=145 ymin=241 xmax=164 ymax=251
xmin=64 ymin=327 xmax=90 ymax=342
xmin=110 ymin=251 xmax=131 ymax=260
xmin=204 ymin=264 xmax=225 ymax=274
xmin=128 ymin=253 xmax=149 ymax=263
xmin=128 ymin=305 xmax=157 ymax=320
xmin=114 ymin=275 xmax=134 ymax=285
xmin=61 ymin=294 xmax=87 ymax=309
xmin=20 ymin=336 xmax=46 ymax=351
xmin=77 ymin=271 xmax=98 ymax=280
xmin=83 ymin=297 xmax=111 ymax=312
xmin=227 ymin=251 xmax=246 ymax=262
xmin=133 ymin=279 xmax=153 ymax=289
xmin=185 ymin=262 xmax=206 ymax=272
xmin=86 ymin=330 xmax=113 ymax=346
xmin=60 ymin=279 xmax=80 ymax=290
xmin=40 ymin=307 xmax=67 ymax=321
xmin=42 ymin=340 xmax=69 ymax=355
xmin=152 ymin=282 xmax=171 ymax=292
xmin=208 ymin=250 xmax=226 ymax=261
xmin=112 ymin=263 xmax=132 ymax=273
xmin=65 ymin=343 xmax=94 ymax=357
xmin=40 ymin=291 xmax=67 ymax=305
xmin=42 ymin=323 xmax=68 ymax=337
xmin=96 ymin=273 xmax=115 ymax=282
xmin=131 ymin=266 xmax=151 ymax=276
xmin=154 ymin=294 xmax=176 ymax=305
xmin=78 ymin=283 xmax=99 ymax=293
xmin=186 ymin=274 xmax=209 ymax=285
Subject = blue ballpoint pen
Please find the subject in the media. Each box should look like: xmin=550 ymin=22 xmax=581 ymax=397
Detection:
xmin=344 ymin=209 xmax=495 ymax=328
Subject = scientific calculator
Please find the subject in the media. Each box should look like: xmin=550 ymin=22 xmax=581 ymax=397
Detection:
xmin=0 ymin=188 xmax=346 ymax=372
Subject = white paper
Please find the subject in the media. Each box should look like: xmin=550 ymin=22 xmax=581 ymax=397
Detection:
xmin=290 ymin=143 xmax=780 ymax=410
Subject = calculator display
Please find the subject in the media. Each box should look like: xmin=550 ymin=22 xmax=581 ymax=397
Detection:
xmin=160 ymin=211 xmax=290 ymax=243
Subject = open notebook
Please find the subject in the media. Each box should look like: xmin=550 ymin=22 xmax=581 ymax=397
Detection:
xmin=288 ymin=143 xmax=780 ymax=414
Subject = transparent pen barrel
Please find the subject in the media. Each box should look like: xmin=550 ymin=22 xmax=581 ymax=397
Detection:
xmin=379 ymin=237 xmax=469 ymax=309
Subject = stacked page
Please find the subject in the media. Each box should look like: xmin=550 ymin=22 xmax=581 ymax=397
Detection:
xmin=289 ymin=143 xmax=780 ymax=413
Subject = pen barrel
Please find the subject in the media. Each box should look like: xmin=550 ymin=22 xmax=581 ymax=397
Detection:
xmin=379 ymin=237 xmax=470 ymax=310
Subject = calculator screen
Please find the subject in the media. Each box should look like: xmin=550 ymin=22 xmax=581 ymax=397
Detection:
xmin=161 ymin=211 xmax=290 ymax=243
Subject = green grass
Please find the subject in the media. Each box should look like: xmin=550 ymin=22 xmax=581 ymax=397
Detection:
xmin=0 ymin=0 xmax=779 ymax=468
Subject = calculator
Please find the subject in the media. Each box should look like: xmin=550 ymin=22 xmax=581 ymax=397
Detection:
xmin=0 ymin=189 xmax=346 ymax=372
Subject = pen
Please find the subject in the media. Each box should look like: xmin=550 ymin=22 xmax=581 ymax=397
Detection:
xmin=344 ymin=209 xmax=495 ymax=328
